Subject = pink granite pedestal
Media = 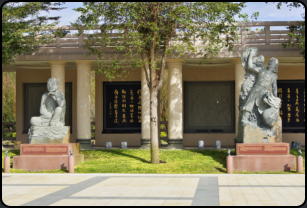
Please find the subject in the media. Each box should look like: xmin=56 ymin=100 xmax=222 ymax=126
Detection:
xmin=13 ymin=143 xmax=84 ymax=171
xmin=232 ymin=143 xmax=296 ymax=172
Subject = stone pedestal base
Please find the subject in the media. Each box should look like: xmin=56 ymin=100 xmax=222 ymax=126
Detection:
xmin=13 ymin=154 xmax=84 ymax=171
xmin=139 ymin=138 xmax=151 ymax=149
xmin=232 ymin=155 xmax=296 ymax=172
xmin=236 ymin=117 xmax=282 ymax=143
xmin=232 ymin=143 xmax=295 ymax=172
xmin=166 ymin=139 xmax=184 ymax=150
xmin=76 ymin=139 xmax=93 ymax=150
xmin=29 ymin=126 xmax=70 ymax=144
xmin=13 ymin=143 xmax=84 ymax=171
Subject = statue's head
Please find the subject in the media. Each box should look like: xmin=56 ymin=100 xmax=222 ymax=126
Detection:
xmin=254 ymin=55 xmax=265 ymax=68
xmin=47 ymin=78 xmax=59 ymax=92
xmin=267 ymin=57 xmax=279 ymax=73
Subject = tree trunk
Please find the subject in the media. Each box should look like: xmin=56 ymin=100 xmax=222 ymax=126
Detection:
xmin=150 ymin=87 xmax=159 ymax=163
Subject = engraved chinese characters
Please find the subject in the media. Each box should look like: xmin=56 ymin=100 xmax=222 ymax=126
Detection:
xmin=277 ymin=81 xmax=305 ymax=132
xmin=104 ymin=82 xmax=141 ymax=133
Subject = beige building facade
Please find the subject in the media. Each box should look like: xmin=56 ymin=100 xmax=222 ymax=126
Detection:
xmin=3 ymin=21 xmax=305 ymax=149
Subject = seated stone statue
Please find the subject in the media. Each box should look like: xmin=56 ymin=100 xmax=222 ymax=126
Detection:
xmin=29 ymin=78 xmax=69 ymax=144
xmin=30 ymin=78 xmax=66 ymax=126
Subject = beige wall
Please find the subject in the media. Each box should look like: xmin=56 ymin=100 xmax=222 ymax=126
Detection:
xmin=95 ymin=69 xmax=142 ymax=147
xmin=16 ymin=69 xmax=77 ymax=144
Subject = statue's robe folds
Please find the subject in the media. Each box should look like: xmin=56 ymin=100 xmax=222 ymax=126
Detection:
xmin=30 ymin=90 xmax=66 ymax=126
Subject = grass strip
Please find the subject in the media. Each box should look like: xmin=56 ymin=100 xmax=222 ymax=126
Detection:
xmin=2 ymin=149 xmax=304 ymax=174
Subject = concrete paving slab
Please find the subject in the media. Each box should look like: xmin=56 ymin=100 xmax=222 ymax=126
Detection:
xmin=2 ymin=173 xmax=305 ymax=206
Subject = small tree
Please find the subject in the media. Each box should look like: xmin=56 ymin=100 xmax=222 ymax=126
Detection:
xmin=73 ymin=2 xmax=245 ymax=163
xmin=2 ymin=2 xmax=66 ymax=65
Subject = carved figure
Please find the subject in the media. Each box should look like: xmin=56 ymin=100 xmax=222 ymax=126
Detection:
xmin=30 ymin=78 xmax=66 ymax=127
xmin=28 ymin=78 xmax=69 ymax=144
xmin=239 ymin=47 xmax=265 ymax=107
xmin=240 ymin=57 xmax=281 ymax=127
xmin=191 ymin=93 xmax=204 ymax=125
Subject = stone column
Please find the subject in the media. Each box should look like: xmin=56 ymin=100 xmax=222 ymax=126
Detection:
xmin=49 ymin=61 xmax=67 ymax=95
xmin=233 ymin=58 xmax=245 ymax=137
xmin=140 ymin=66 xmax=151 ymax=149
xmin=166 ymin=59 xmax=184 ymax=149
xmin=75 ymin=61 xmax=93 ymax=149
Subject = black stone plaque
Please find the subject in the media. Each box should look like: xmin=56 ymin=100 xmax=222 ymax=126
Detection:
xmin=184 ymin=82 xmax=235 ymax=133
xmin=277 ymin=80 xmax=305 ymax=133
xmin=23 ymin=83 xmax=72 ymax=134
xmin=103 ymin=82 xmax=141 ymax=133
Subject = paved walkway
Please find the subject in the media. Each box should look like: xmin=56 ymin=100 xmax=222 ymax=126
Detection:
xmin=2 ymin=173 xmax=305 ymax=206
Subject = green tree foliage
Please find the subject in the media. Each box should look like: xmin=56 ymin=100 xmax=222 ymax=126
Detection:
xmin=272 ymin=2 xmax=305 ymax=59
xmin=238 ymin=12 xmax=260 ymax=31
xmin=73 ymin=2 xmax=245 ymax=163
xmin=2 ymin=2 xmax=66 ymax=65
xmin=2 ymin=72 xmax=16 ymax=138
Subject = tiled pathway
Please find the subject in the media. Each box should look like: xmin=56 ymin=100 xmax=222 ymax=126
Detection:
xmin=2 ymin=174 xmax=305 ymax=206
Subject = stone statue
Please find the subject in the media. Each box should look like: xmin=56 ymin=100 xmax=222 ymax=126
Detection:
xmin=30 ymin=78 xmax=66 ymax=127
xmin=240 ymin=57 xmax=281 ymax=126
xmin=28 ymin=78 xmax=70 ymax=144
xmin=236 ymin=47 xmax=282 ymax=144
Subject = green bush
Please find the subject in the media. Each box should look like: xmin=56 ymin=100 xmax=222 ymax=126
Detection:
xmin=160 ymin=132 xmax=167 ymax=137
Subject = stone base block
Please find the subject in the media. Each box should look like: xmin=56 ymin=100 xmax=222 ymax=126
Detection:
xmin=232 ymin=155 xmax=296 ymax=172
xmin=20 ymin=143 xmax=80 ymax=155
xmin=236 ymin=143 xmax=290 ymax=155
xmin=139 ymin=138 xmax=151 ymax=149
xmin=236 ymin=116 xmax=282 ymax=143
xmin=13 ymin=154 xmax=84 ymax=171
xmin=76 ymin=139 xmax=93 ymax=150
xmin=166 ymin=139 xmax=184 ymax=150
xmin=30 ymin=126 xmax=70 ymax=144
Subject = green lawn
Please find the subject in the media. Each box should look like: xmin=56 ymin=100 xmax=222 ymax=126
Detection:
xmin=2 ymin=149 xmax=305 ymax=174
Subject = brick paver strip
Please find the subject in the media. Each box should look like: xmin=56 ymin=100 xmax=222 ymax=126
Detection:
xmin=192 ymin=177 xmax=219 ymax=206
xmin=21 ymin=176 xmax=110 ymax=206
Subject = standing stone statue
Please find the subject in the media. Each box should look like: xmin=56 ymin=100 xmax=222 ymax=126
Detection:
xmin=236 ymin=48 xmax=282 ymax=144
xmin=28 ymin=78 xmax=70 ymax=144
